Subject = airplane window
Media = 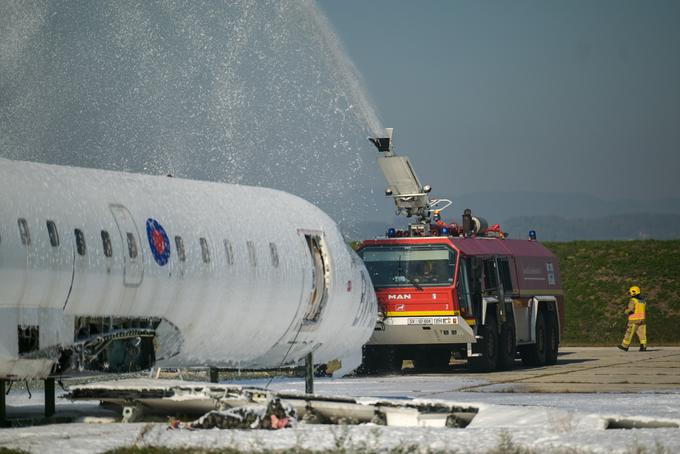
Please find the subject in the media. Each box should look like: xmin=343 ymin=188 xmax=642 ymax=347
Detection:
xmin=18 ymin=218 xmax=31 ymax=246
xmin=269 ymin=242 xmax=279 ymax=268
xmin=126 ymin=232 xmax=138 ymax=258
xmin=75 ymin=229 xmax=86 ymax=256
xmin=224 ymin=239 xmax=234 ymax=265
xmin=247 ymin=241 xmax=257 ymax=267
xmin=175 ymin=236 xmax=186 ymax=262
xmin=101 ymin=231 xmax=112 ymax=257
xmin=200 ymin=237 xmax=210 ymax=263
xmin=46 ymin=220 xmax=59 ymax=247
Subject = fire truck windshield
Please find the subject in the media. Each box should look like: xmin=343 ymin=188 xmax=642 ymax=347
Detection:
xmin=358 ymin=245 xmax=457 ymax=288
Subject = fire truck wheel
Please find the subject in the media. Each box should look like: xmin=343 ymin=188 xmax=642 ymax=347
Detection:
xmin=545 ymin=312 xmax=559 ymax=365
xmin=520 ymin=310 xmax=548 ymax=367
xmin=468 ymin=312 xmax=499 ymax=372
xmin=497 ymin=321 xmax=517 ymax=370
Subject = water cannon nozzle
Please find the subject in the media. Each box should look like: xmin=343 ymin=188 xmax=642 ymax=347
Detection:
xmin=369 ymin=137 xmax=391 ymax=152
xmin=369 ymin=127 xmax=393 ymax=152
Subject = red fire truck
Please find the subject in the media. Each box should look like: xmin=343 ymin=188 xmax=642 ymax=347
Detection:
xmin=358 ymin=130 xmax=564 ymax=372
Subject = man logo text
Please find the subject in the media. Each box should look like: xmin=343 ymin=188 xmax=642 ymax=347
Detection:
xmin=388 ymin=294 xmax=411 ymax=300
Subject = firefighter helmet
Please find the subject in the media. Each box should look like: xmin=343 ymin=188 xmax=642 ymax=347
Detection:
xmin=629 ymin=285 xmax=641 ymax=297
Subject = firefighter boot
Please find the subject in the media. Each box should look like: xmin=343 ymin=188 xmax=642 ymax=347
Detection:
xmin=639 ymin=344 xmax=647 ymax=352
xmin=617 ymin=345 xmax=629 ymax=352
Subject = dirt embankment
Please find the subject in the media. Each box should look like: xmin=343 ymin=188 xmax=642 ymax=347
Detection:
xmin=546 ymin=240 xmax=680 ymax=345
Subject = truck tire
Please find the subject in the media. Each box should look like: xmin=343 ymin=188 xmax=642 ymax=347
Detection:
xmin=497 ymin=320 xmax=517 ymax=370
xmin=519 ymin=310 xmax=547 ymax=367
xmin=545 ymin=311 xmax=559 ymax=365
xmin=468 ymin=312 xmax=499 ymax=372
xmin=360 ymin=346 xmax=402 ymax=375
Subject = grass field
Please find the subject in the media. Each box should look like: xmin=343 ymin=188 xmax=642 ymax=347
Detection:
xmin=545 ymin=240 xmax=680 ymax=346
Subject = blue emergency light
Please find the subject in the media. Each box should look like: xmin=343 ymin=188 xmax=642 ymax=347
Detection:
xmin=387 ymin=228 xmax=396 ymax=238
xmin=529 ymin=230 xmax=537 ymax=240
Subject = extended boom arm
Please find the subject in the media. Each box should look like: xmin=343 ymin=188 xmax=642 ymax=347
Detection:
xmin=369 ymin=128 xmax=433 ymax=224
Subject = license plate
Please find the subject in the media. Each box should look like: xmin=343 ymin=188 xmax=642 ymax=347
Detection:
xmin=407 ymin=317 xmax=455 ymax=325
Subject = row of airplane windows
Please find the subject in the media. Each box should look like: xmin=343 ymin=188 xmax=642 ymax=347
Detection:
xmin=7 ymin=218 xmax=280 ymax=268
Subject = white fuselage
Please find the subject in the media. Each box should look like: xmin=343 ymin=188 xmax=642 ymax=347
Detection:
xmin=0 ymin=158 xmax=376 ymax=379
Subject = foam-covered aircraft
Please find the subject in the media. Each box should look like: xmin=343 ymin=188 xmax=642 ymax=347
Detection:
xmin=0 ymin=158 xmax=376 ymax=381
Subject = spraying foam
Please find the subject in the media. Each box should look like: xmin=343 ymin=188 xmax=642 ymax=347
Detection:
xmin=0 ymin=0 xmax=387 ymax=232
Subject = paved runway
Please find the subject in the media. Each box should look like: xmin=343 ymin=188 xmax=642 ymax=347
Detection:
xmin=451 ymin=346 xmax=680 ymax=393
xmin=2 ymin=347 xmax=680 ymax=454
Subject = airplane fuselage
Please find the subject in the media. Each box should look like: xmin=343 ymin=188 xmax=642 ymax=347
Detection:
xmin=0 ymin=158 xmax=376 ymax=379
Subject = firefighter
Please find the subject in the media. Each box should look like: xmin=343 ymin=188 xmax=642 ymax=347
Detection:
xmin=617 ymin=285 xmax=647 ymax=352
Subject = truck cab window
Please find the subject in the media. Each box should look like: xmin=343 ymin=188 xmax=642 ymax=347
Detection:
xmin=497 ymin=258 xmax=513 ymax=292
xmin=358 ymin=244 xmax=456 ymax=288
xmin=482 ymin=259 xmax=498 ymax=292
xmin=456 ymin=259 xmax=473 ymax=316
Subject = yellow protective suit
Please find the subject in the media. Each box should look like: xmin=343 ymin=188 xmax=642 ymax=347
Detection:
xmin=621 ymin=297 xmax=647 ymax=349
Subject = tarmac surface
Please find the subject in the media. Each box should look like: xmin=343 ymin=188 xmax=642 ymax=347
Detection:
xmin=447 ymin=346 xmax=680 ymax=393
xmin=2 ymin=347 xmax=680 ymax=454
xmin=3 ymin=346 xmax=680 ymax=423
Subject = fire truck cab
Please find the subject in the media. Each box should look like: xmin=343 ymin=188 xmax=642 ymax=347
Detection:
xmin=357 ymin=233 xmax=564 ymax=372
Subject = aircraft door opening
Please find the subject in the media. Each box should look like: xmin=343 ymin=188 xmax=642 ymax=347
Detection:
xmin=302 ymin=233 xmax=329 ymax=324
xmin=109 ymin=204 xmax=144 ymax=287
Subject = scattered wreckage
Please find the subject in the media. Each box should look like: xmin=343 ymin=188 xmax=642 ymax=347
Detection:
xmin=67 ymin=378 xmax=478 ymax=430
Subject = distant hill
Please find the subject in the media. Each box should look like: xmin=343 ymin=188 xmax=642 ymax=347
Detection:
xmin=454 ymin=191 xmax=680 ymax=222
xmin=545 ymin=240 xmax=680 ymax=345
xmin=342 ymin=212 xmax=680 ymax=242
xmin=504 ymin=213 xmax=680 ymax=241
xmin=342 ymin=191 xmax=680 ymax=241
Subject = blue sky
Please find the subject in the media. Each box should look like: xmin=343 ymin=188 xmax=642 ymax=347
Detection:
xmin=318 ymin=0 xmax=680 ymax=202
xmin=1 ymin=0 xmax=678 ymax=229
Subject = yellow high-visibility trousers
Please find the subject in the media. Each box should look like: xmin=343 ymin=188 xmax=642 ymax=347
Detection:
xmin=622 ymin=322 xmax=647 ymax=348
